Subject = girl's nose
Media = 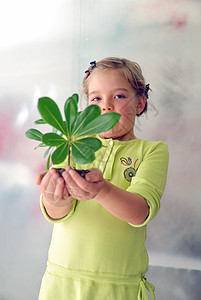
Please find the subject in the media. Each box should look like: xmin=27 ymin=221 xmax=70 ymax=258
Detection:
xmin=102 ymin=106 xmax=112 ymax=111
xmin=102 ymin=101 xmax=114 ymax=112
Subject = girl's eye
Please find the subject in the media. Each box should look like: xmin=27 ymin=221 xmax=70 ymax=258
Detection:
xmin=114 ymin=94 xmax=126 ymax=99
xmin=91 ymin=97 xmax=101 ymax=102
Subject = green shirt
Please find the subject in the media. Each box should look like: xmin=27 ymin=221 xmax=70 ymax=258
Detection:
xmin=40 ymin=138 xmax=169 ymax=299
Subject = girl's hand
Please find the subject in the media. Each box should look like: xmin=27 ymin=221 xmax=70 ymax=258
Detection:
xmin=37 ymin=169 xmax=71 ymax=207
xmin=62 ymin=166 xmax=104 ymax=201
xmin=34 ymin=169 xmax=73 ymax=219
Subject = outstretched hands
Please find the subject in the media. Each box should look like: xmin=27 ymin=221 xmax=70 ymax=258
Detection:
xmin=35 ymin=166 xmax=149 ymax=225
xmin=35 ymin=166 xmax=104 ymax=219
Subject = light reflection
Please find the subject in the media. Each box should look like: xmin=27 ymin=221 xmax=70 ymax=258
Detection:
xmin=0 ymin=0 xmax=70 ymax=49
xmin=15 ymin=105 xmax=29 ymax=126
xmin=32 ymin=86 xmax=42 ymax=108
xmin=0 ymin=161 xmax=32 ymax=188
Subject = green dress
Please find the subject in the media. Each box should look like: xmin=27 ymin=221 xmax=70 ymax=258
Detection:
xmin=38 ymin=138 xmax=169 ymax=300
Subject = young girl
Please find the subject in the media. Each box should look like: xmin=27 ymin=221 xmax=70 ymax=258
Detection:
xmin=35 ymin=57 xmax=169 ymax=300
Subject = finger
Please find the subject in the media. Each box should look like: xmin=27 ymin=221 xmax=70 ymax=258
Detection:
xmin=65 ymin=165 xmax=72 ymax=172
xmin=85 ymin=168 xmax=103 ymax=183
xmin=34 ymin=170 xmax=48 ymax=185
xmin=54 ymin=176 xmax=65 ymax=201
xmin=69 ymin=168 xmax=87 ymax=187
xmin=68 ymin=169 xmax=94 ymax=193
xmin=41 ymin=169 xmax=58 ymax=197
xmin=63 ymin=170 xmax=79 ymax=194
xmin=63 ymin=186 xmax=70 ymax=199
xmin=63 ymin=170 xmax=88 ymax=198
xmin=66 ymin=169 xmax=103 ymax=200
xmin=40 ymin=170 xmax=48 ymax=180
xmin=34 ymin=174 xmax=42 ymax=185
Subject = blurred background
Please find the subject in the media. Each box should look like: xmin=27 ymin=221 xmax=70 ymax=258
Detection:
xmin=0 ymin=0 xmax=201 ymax=299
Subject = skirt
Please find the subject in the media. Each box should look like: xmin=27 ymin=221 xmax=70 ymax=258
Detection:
xmin=38 ymin=261 xmax=155 ymax=300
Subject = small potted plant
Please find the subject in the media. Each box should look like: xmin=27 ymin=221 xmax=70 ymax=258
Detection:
xmin=25 ymin=93 xmax=120 ymax=177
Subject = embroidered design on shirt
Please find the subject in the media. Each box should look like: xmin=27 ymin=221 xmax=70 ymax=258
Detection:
xmin=120 ymin=157 xmax=139 ymax=182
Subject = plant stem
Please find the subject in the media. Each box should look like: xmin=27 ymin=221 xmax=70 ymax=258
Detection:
xmin=68 ymin=143 xmax=71 ymax=166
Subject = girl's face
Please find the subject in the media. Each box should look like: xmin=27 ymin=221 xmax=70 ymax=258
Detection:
xmin=87 ymin=68 xmax=145 ymax=141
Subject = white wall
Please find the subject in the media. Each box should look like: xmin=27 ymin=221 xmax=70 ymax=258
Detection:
xmin=0 ymin=0 xmax=201 ymax=299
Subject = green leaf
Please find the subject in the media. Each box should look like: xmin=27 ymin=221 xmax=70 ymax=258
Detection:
xmin=38 ymin=97 xmax=66 ymax=135
xmin=64 ymin=95 xmax=78 ymax=136
xmin=34 ymin=142 xmax=47 ymax=150
xmin=72 ymin=105 xmax=101 ymax=136
xmin=25 ymin=129 xmax=43 ymax=141
xmin=35 ymin=119 xmax=47 ymax=124
xmin=75 ymin=112 xmax=121 ymax=137
xmin=62 ymin=121 xmax=67 ymax=133
xmin=71 ymin=142 xmax=96 ymax=164
xmin=52 ymin=142 xmax=69 ymax=164
xmin=75 ymin=137 xmax=102 ymax=152
xmin=71 ymin=93 xmax=79 ymax=104
xmin=42 ymin=133 xmax=66 ymax=147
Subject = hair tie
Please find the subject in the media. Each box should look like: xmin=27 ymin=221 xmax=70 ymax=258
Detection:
xmin=90 ymin=61 xmax=96 ymax=69
xmin=84 ymin=70 xmax=90 ymax=80
xmin=145 ymin=84 xmax=150 ymax=98
xmin=84 ymin=61 xmax=97 ymax=80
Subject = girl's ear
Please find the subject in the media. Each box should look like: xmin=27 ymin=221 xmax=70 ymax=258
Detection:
xmin=136 ymin=96 xmax=146 ymax=116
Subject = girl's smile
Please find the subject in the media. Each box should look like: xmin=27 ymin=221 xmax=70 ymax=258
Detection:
xmin=88 ymin=68 xmax=145 ymax=141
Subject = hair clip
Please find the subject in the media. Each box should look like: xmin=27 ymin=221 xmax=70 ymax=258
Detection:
xmin=145 ymin=84 xmax=150 ymax=92
xmin=145 ymin=84 xmax=150 ymax=98
xmin=84 ymin=70 xmax=90 ymax=80
xmin=85 ymin=70 xmax=90 ymax=75
xmin=84 ymin=61 xmax=96 ymax=80
xmin=90 ymin=61 xmax=96 ymax=69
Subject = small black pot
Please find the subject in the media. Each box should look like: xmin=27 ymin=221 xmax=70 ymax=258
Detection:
xmin=40 ymin=168 xmax=90 ymax=180
xmin=54 ymin=168 xmax=90 ymax=178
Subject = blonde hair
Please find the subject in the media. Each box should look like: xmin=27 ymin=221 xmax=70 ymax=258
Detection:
xmin=81 ymin=57 xmax=150 ymax=116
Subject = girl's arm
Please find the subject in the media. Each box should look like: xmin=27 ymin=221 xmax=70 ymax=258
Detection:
xmin=63 ymin=167 xmax=149 ymax=225
xmin=94 ymin=180 xmax=149 ymax=225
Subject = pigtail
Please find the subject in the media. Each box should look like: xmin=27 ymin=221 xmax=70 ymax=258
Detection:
xmin=136 ymin=84 xmax=150 ymax=117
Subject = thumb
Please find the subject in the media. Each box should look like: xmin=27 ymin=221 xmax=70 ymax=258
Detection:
xmin=85 ymin=168 xmax=103 ymax=183
xmin=34 ymin=171 xmax=47 ymax=185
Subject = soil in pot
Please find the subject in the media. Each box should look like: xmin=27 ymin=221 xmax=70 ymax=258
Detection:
xmin=40 ymin=168 xmax=90 ymax=180
xmin=54 ymin=168 xmax=90 ymax=178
